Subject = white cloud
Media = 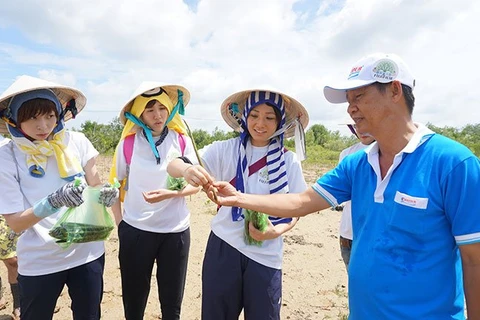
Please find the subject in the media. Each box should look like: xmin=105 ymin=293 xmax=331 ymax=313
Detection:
xmin=0 ymin=0 xmax=479 ymax=136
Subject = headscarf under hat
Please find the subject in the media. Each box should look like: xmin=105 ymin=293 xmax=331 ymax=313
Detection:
xmin=3 ymin=89 xmax=83 ymax=181
xmin=231 ymin=90 xmax=292 ymax=224
xmin=108 ymin=86 xmax=187 ymax=200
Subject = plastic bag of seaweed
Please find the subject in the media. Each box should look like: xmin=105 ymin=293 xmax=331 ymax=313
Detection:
xmin=49 ymin=184 xmax=115 ymax=249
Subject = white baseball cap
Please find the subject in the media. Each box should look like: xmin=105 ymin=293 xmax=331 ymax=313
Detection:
xmin=324 ymin=53 xmax=415 ymax=104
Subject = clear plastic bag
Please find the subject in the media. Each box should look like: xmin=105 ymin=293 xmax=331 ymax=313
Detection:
xmin=49 ymin=185 xmax=115 ymax=248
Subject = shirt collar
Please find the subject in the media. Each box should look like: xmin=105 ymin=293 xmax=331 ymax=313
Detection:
xmin=399 ymin=123 xmax=435 ymax=154
xmin=365 ymin=123 xmax=435 ymax=157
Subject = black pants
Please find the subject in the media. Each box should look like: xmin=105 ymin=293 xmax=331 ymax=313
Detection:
xmin=18 ymin=254 xmax=105 ymax=320
xmin=202 ymin=232 xmax=282 ymax=320
xmin=118 ymin=221 xmax=190 ymax=320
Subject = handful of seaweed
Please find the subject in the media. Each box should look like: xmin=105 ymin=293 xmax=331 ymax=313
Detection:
xmin=49 ymin=222 xmax=113 ymax=244
xmin=167 ymin=175 xmax=188 ymax=191
xmin=244 ymin=209 xmax=268 ymax=246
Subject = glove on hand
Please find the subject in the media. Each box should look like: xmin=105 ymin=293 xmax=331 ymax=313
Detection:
xmin=99 ymin=183 xmax=119 ymax=207
xmin=47 ymin=179 xmax=87 ymax=209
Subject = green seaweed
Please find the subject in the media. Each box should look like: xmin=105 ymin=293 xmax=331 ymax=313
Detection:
xmin=49 ymin=222 xmax=114 ymax=244
xmin=244 ymin=209 xmax=268 ymax=246
xmin=167 ymin=175 xmax=188 ymax=191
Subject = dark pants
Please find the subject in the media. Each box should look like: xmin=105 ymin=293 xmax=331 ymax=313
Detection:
xmin=118 ymin=221 xmax=190 ymax=320
xmin=202 ymin=232 xmax=282 ymax=320
xmin=18 ymin=254 xmax=105 ymax=320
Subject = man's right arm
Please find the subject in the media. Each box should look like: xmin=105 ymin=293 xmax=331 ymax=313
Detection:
xmin=210 ymin=182 xmax=331 ymax=218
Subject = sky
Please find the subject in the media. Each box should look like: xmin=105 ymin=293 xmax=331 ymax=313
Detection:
xmin=0 ymin=0 xmax=479 ymax=137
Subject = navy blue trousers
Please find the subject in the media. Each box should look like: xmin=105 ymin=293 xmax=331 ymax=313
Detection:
xmin=18 ymin=254 xmax=105 ymax=320
xmin=202 ymin=232 xmax=282 ymax=320
xmin=118 ymin=221 xmax=190 ymax=320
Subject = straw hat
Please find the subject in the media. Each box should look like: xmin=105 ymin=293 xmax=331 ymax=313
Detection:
xmin=0 ymin=75 xmax=86 ymax=134
xmin=119 ymin=81 xmax=190 ymax=125
xmin=221 ymin=89 xmax=309 ymax=138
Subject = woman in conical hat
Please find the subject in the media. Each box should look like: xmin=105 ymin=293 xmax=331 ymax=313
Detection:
xmin=109 ymin=81 xmax=199 ymax=320
xmin=0 ymin=75 xmax=119 ymax=320
xmin=163 ymin=88 xmax=309 ymax=320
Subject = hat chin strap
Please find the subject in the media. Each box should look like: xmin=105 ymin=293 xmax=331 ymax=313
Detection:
xmin=267 ymin=119 xmax=295 ymax=140
xmin=294 ymin=119 xmax=306 ymax=161
xmin=267 ymin=117 xmax=306 ymax=161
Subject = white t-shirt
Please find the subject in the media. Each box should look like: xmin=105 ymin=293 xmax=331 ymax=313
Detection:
xmin=0 ymin=135 xmax=9 ymax=147
xmin=200 ymin=138 xmax=307 ymax=269
xmin=113 ymin=130 xmax=195 ymax=233
xmin=0 ymin=131 xmax=104 ymax=276
xmin=338 ymin=141 xmax=370 ymax=240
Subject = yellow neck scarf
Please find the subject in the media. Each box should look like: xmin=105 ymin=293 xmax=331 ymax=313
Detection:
xmin=109 ymin=90 xmax=187 ymax=201
xmin=13 ymin=129 xmax=83 ymax=181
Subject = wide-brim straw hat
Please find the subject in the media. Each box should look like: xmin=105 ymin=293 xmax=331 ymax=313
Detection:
xmin=119 ymin=81 xmax=190 ymax=125
xmin=221 ymin=89 xmax=309 ymax=138
xmin=0 ymin=75 xmax=86 ymax=134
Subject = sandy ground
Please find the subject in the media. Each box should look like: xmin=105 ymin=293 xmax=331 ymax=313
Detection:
xmin=0 ymin=157 xmax=349 ymax=320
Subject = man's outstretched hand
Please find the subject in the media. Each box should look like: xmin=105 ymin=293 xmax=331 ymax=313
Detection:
xmin=206 ymin=181 xmax=239 ymax=207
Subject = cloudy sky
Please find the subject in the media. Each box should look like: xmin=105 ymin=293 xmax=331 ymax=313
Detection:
xmin=0 ymin=0 xmax=478 ymax=136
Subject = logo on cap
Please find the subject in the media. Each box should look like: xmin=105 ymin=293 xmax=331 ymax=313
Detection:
xmin=371 ymin=59 xmax=398 ymax=83
xmin=348 ymin=66 xmax=363 ymax=80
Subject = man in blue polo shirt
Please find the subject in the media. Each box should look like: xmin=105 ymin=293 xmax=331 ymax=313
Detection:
xmin=206 ymin=53 xmax=480 ymax=319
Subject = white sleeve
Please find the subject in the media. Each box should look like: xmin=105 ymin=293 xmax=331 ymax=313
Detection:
xmin=339 ymin=148 xmax=348 ymax=162
xmin=113 ymin=140 xmax=128 ymax=181
xmin=0 ymin=143 xmax=27 ymax=214
xmin=286 ymin=151 xmax=308 ymax=193
xmin=183 ymin=136 xmax=199 ymax=165
xmin=200 ymin=140 xmax=226 ymax=180
xmin=69 ymin=131 xmax=99 ymax=167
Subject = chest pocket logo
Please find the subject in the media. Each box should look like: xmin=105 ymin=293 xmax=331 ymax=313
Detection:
xmin=258 ymin=167 xmax=269 ymax=185
xmin=394 ymin=191 xmax=428 ymax=209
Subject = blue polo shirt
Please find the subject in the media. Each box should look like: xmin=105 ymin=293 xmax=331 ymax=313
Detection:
xmin=313 ymin=125 xmax=480 ymax=319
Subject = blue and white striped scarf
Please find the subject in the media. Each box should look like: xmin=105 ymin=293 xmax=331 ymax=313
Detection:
xmin=231 ymin=91 xmax=291 ymax=225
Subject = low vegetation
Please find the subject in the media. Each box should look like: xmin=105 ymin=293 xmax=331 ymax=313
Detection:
xmin=72 ymin=118 xmax=480 ymax=162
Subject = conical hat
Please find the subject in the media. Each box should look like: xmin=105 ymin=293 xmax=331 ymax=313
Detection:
xmin=220 ymin=89 xmax=309 ymax=138
xmin=119 ymin=81 xmax=190 ymax=125
xmin=0 ymin=75 xmax=86 ymax=134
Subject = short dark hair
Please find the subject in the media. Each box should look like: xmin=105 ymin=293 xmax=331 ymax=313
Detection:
xmin=373 ymin=82 xmax=415 ymax=114
xmin=144 ymin=99 xmax=170 ymax=114
xmin=145 ymin=99 xmax=157 ymax=109
xmin=17 ymin=98 xmax=59 ymax=125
